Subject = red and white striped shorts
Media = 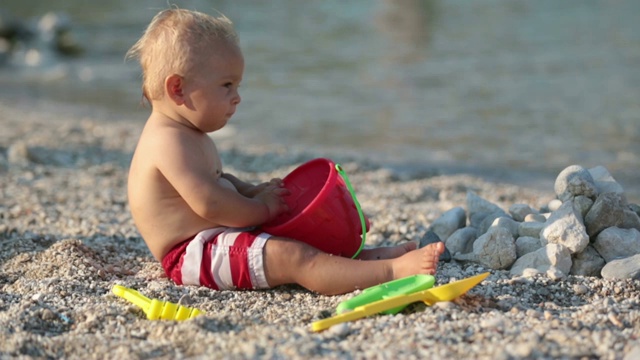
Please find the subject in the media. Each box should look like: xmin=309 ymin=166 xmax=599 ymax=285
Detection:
xmin=161 ymin=228 xmax=271 ymax=290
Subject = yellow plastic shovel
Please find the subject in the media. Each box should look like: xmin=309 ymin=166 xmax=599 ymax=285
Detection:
xmin=112 ymin=285 xmax=203 ymax=321
xmin=311 ymin=272 xmax=490 ymax=332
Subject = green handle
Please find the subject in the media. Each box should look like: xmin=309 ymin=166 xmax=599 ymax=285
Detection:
xmin=335 ymin=164 xmax=366 ymax=259
xmin=336 ymin=274 xmax=436 ymax=315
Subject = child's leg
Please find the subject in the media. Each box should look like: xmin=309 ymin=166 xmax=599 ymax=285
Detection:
xmin=262 ymin=237 xmax=444 ymax=295
xmin=356 ymin=241 xmax=418 ymax=260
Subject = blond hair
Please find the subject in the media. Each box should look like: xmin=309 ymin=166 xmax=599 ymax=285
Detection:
xmin=126 ymin=8 xmax=239 ymax=101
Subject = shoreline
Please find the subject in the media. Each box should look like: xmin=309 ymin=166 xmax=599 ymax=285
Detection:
xmin=1 ymin=101 xmax=639 ymax=359
xmin=3 ymin=96 xmax=638 ymax=203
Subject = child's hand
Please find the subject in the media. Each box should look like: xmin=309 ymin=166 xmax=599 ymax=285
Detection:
xmin=254 ymin=183 xmax=290 ymax=221
xmin=244 ymin=178 xmax=285 ymax=198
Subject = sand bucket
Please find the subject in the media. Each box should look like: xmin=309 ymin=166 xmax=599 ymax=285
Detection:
xmin=262 ymin=158 xmax=369 ymax=258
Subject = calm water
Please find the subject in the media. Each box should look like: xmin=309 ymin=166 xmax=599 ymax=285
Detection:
xmin=2 ymin=0 xmax=639 ymax=198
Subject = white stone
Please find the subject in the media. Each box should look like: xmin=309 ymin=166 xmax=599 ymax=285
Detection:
xmin=554 ymin=165 xmax=598 ymax=202
xmin=518 ymin=220 xmax=545 ymax=239
xmin=445 ymin=227 xmax=477 ymax=255
xmin=540 ymin=201 xmax=589 ymax=254
xmin=593 ymin=227 xmax=640 ymax=262
xmin=466 ymin=191 xmax=506 ymax=228
xmin=490 ymin=216 xmax=520 ymax=238
xmin=473 ymin=227 xmax=516 ymax=270
xmin=570 ymin=245 xmax=605 ymax=276
xmin=509 ymin=203 xmax=539 ymax=222
xmin=515 ymin=236 xmax=542 ymax=258
xmin=429 ymin=206 xmax=466 ymax=241
xmin=588 ymin=165 xmax=625 ymax=196
xmin=510 ymin=244 xmax=572 ymax=277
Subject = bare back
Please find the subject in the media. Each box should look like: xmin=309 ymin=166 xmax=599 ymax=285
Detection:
xmin=128 ymin=113 xmax=236 ymax=260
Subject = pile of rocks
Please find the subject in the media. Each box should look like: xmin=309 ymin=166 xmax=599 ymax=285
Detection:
xmin=425 ymin=165 xmax=640 ymax=280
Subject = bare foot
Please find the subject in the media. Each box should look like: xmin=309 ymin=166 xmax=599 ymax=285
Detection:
xmin=356 ymin=242 xmax=418 ymax=260
xmin=390 ymin=241 xmax=445 ymax=279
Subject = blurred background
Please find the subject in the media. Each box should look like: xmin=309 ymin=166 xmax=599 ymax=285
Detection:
xmin=1 ymin=0 xmax=639 ymax=198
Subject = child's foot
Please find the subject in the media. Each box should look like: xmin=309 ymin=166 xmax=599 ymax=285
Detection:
xmin=356 ymin=242 xmax=418 ymax=260
xmin=419 ymin=230 xmax=452 ymax=262
xmin=391 ymin=241 xmax=445 ymax=279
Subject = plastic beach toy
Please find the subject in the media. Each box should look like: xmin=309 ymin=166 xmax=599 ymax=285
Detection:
xmin=262 ymin=158 xmax=369 ymax=258
xmin=311 ymin=272 xmax=490 ymax=332
xmin=112 ymin=285 xmax=203 ymax=321
xmin=336 ymin=274 xmax=436 ymax=315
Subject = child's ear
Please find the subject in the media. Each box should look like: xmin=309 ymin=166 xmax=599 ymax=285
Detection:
xmin=165 ymin=74 xmax=185 ymax=105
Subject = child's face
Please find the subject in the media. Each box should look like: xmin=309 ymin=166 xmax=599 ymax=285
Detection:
xmin=182 ymin=43 xmax=244 ymax=133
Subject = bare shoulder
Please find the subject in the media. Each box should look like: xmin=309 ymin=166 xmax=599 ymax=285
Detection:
xmin=138 ymin=118 xmax=203 ymax=157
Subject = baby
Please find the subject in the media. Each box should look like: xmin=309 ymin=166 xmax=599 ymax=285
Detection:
xmin=126 ymin=8 xmax=445 ymax=295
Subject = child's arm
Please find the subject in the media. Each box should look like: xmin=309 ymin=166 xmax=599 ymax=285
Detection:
xmin=155 ymin=133 xmax=288 ymax=227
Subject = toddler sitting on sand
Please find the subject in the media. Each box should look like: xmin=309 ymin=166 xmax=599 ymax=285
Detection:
xmin=126 ymin=8 xmax=445 ymax=295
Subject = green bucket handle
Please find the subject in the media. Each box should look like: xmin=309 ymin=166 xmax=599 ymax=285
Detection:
xmin=335 ymin=164 xmax=366 ymax=259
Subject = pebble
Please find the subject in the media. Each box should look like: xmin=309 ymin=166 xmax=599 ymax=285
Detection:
xmin=573 ymin=284 xmax=589 ymax=295
xmin=433 ymin=301 xmax=457 ymax=310
xmin=326 ymin=323 xmax=350 ymax=337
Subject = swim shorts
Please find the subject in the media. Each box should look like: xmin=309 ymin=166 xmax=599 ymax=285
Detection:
xmin=161 ymin=228 xmax=271 ymax=290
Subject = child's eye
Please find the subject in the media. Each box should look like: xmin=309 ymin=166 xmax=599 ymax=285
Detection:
xmin=223 ymin=82 xmax=232 ymax=88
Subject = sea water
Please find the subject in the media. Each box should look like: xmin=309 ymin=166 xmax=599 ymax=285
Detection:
xmin=1 ymin=0 xmax=638 ymax=199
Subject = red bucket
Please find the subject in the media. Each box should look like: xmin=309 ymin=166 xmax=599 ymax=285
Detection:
xmin=262 ymin=158 xmax=369 ymax=258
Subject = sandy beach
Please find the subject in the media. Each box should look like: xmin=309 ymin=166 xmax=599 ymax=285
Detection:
xmin=1 ymin=100 xmax=640 ymax=359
